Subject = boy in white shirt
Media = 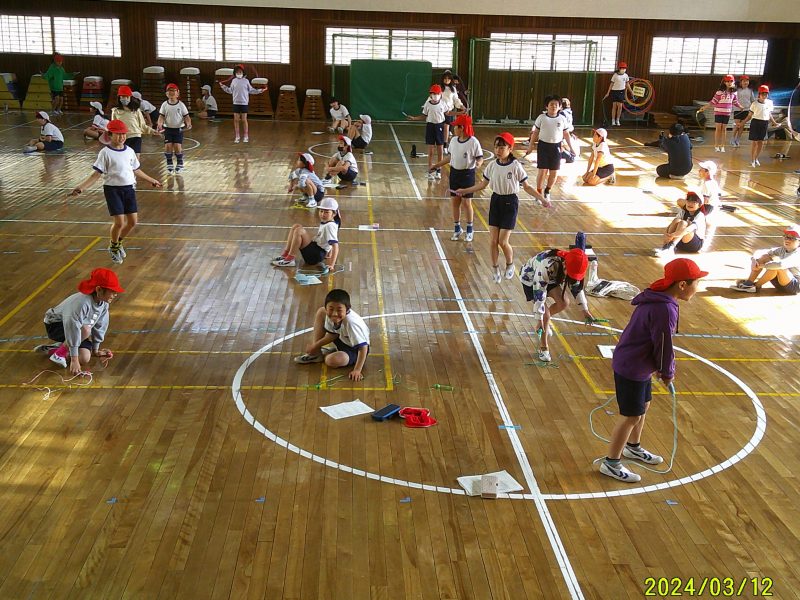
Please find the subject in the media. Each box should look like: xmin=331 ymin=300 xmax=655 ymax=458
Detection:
xmin=328 ymin=98 xmax=351 ymax=133
xmin=524 ymin=96 xmax=574 ymax=201
xmin=195 ymin=85 xmax=218 ymax=120
xmin=323 ymin=136 xmax=359 ymax=184
xmin=25 ymin=111 xmax=64 ymax=153
xmin=294 ymin=288 xmax=370 ymax=381
xmin=347 ymin=114 xmax=372 ymax=152
xmin=731 ymin=224 xmax=800 ymax=294
xmin=603 ymin=61 xmax=633 ymax=126
xmin=407 ymin=85 xmax=449 ymax=179
xmin=157 ymin=83 xmax=192 ymax=174
xmin=69 ymin=119 xmax=162 ymax=264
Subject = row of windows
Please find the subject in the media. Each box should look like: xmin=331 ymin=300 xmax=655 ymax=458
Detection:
xmin=0 ymin=15 xmax=772 ymax=76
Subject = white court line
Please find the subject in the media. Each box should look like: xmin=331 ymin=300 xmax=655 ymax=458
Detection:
xmin=428 ymin=228 xmax=585 ymax=599
xmin=388 ymin=123 xmax=422 ymax=200
xmin=0 ymin=119 xmax=39 ymax=134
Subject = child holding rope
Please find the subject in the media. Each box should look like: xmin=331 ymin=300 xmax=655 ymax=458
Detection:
xmin=600 ymin=258 xmax=707 ymax=482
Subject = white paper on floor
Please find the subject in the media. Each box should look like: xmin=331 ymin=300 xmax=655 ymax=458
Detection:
xmin=456 ymin=470 xmax=523 ymax=497
xmin=598 ymin=345 xmax=616 ymax=358
xmin=320 ymin=399 xmax=373 ymax=420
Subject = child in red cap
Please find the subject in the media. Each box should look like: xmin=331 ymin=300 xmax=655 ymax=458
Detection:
xmin=111 ymin=85 xmax=161 ymax=158
xmin=697 ymin=75 xmax=742 ymax=152
xmin=156 ymin=83 xmax=191 ymax=174
xmin=407 ymin=85 xmax=449 ymax=179
xmin=519 ymin=246 xmax=594 ymax=362
xmin=69 ymin=119 xmax=162 ymax=264
xmin=602 ymin=62 xmax=632 ymax=126
xmin=429 ymin=114 xmax=484 ymax=241
xmin=600 ymin=258 xmax=707 ymax=483
xmin=731 ymin=224 xmax=800 ymax=294
xmin=456 ymin=133 xmax=548 ymax=284
xmin=34 ymin=268 xmax=124 ymax=375
xmin=741 ymin=85 xmax=778 ymax=167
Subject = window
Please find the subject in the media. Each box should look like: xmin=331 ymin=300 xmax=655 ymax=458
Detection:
xmin=325 ymin=27 xmax=456 ymax=67
xmin=156 ymin=20 xmax=223 ymax=61
xmin=224 ymin=24 xmax=289 ymax=64
xmin=713 ymin=38 xmax=768 ymax=75
xmin=0 ymin=15 xmax=52 ymax=54
xmin=390 ymin=30 xmax=455 ymax=69
xmin=53 ymin=17 xmax=120 ymax=57
xmin=650 ymin=36 xmax=768 ymax=75
xmin=554 ymin=34 xmax=617 ymax=72
xmin=488 ymin=33 xmax=617 ymax=72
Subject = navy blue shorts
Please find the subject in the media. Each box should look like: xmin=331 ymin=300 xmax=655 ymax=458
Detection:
xmin=313 ymin=188 xmax=325 ymax=202
xmin=537 ymin=140 xmax=562 ymax=170
xmin=714 ymin=114 xmax=730 ymax=125
xmin=425 ymin=122 xmax=445 ymax=146
xmin=45 ymin=321 xmax=94 ymax=351
xmin=733 ymin=110 xmax=749 ymax=121
xmin=675 ymin=235 xmax=703 ymax=253
xmin=444 ymin=114 xmax=455 ymax=125
xmin=613 ymin=372 xmax=652 ymax=417
xmin=43 ymin=140 xmax=64 ymax=152
xmin=449 ymin=168 xmax=475 ymax=197
xmin=163 ymin=127 xmax=184 ymax=144
xmin=596 ymin=164 xmax=615 ymax=178
xmin=488 ymin=193 xmax=518 ymax=230
xmin=207 ymin=109 xmax=217 ymax=118
xmin=334 ymin=338 xmax=369 ymax=366
xmin=104 ymin=185 xmax=137 ymax=216
xmin=352 ymin=136 xmax=368 ymax=149
xmin=610 ymin=90 xmax=625 ymax=103
xmin=771 ymin=277 xmax=800 ymax=295
xmin=300 ymin=241 xmax=328 ymax=265
xmin=232 ymin=104 xmax=248 ymax=114
xmin=125 ymin=136 xmax=142 ymax=154
xmin=748 ymin=119 xmax=768 ymax=141
xmin=339 ymin=168 xmax=357 ymax=182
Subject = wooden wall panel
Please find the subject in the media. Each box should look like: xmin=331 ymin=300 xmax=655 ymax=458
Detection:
xmin=1 ymin=0 xmax=797 ymax=117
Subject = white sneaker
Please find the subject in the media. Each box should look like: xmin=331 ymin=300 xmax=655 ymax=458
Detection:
xmin=426 ymin=172 xmax=436 ymax=181
xmin=434 ymin=170 xmax=442 ymax=180
xmin=755 ymin=159 xmax=760 ymax=166
xmin=234 ymin=137 xmax=240 ymax=144
xmin=492 ymin=267 xmax=502 ymax=283
xmin=751 ymin=161 xmax=757 ymax=167
xmin=175 ymin=166 xmax=184 ymax=174
xmin=243 ymin=136 xmax=249 ymax=143
xmin=600 ymin=461 xmax=641 ymax=483
xmin=33 ymin=343 xmax=59 ymax=353
xmin=118 ymin=245 xmax=127 ymax=258
xmin=654 ymin=246 xmax=674 ymax=258
xmin=537 ymin=348 xmax=551 ymax=362
xmin=465 ymin=231 xmax=474 ymax=242
xmin=109 ymin=247 xmax=123 ymax=264
xmin=49 ymin=351 xmax=68 ymax=368
xmin=451 ymin=229 xmax=463 ymax=241
xmin=504 ymin=263 xmax=515 ymax=279
xmin=730 ymin=281 xmax=757 ymax=293
xmin=714 ymin=146 xmax=720 ymax=152
xmin=294 ymin=353 xmax=323 ymax=364
xmin=623 ymin=445 xmax=664 ymax=465
xmin=271 ymin=257 xmax=296 ymax=267
xmin=306 ymin=198 xmax=317 ymax=208
xmin=720 ymin=146 xmax=726 ymax=153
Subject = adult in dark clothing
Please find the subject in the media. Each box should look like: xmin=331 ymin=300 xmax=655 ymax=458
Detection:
xmin=656 ymin=123 xmax=693 ymax=179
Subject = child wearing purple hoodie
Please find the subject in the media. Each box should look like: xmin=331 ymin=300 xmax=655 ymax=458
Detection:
xmin=600 ymin=258 xmax=708 ymax=483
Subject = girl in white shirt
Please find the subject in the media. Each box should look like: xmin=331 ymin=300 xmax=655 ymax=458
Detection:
xmin=328 ymin=99 xmax=351 ymax=133
xmin=743 ymin=85 xmax=778 ymax=167
xmin=219 ymin=65 xmax=265 ymax=143
xmin=603 ymin=62 xmax=632 ymax=126
xmin=25 ymin=111 xmax=64 ymax=153
xmin=440 ymin=71 xmax=465 ymax=147
xmin=272 ymin=197 xmax=341 ymax=273
xmin=455 ymin=132 xmax=549 ymax=283
xmin=582 ymin=128 xmax=615 ymax=185
xmin=323 ymin=136 xmax=359 ymax=183
xmin=83 ymin=102 xmax=109 ymax=142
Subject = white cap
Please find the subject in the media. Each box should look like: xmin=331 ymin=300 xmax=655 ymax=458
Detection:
xmin=698 ymin=160 xmax=717 ymax=177
xmin=90 ymin=101 xmax=103 ymax=112
xmin=593 ymin=127 xmax=608 ymax=139
xmin=36 ymin=111 xmax=49 ymax=121
xmin=132 ymin=91 xmax=142 ymax=99
xmin=338 ymin=135 xmax=352 ymax=147
xmin=359 ymin=114 xmax=371 ymax=124
xmin=299 ymin=152 xmax=314 ymax=166
xmin=201 ymin=84 xmax=211 ymax=93
xmin=318 ymin=197 xmax=339 ymax=211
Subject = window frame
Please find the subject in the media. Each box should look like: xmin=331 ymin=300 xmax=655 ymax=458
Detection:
xmin=325 ymin=26 xmax=456 ymax=68
xmin=487 ymin=31 xmax=619 ymax=72
xmin=0 ymin=14 xmax=53 ymax=55
xmin=52 ymin=16 xmax=121 ymax=58
xmin=649 ymin=35 xmax=769 ymax=75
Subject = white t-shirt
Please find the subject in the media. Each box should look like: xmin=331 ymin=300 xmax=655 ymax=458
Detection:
xmin=561 ymin=108 xmax=574 ymax=133
xmin=312 ymin=220 xmax=339 ymax=253
xmin=159 ymin=100 xmax=189 ymax=128
xmin=749 ymin=99 xmax=774 ymax=121
xmin=41 ymin=122 xmax=64 ymax=142
xmin=700 ymin=179 xmax=720 ymax=208
xmin=442 ymin=87 xmax=464 ymax=112
xmin=330 ymin=105 xmax=350 ymax=121
xmin=482 ymin=158 xmax=528 ymax=195
xmin=448 ymin=136 xmax=484 ymax=170
xmin=140 ymin=99 xmax=156 ymax=113
xmin=92 ymin=114 xmax=109 ymax=129
xmin=359 ymin=122 xmax=372 ymax=144
xmin=324 ymin=309 xmax=370 ymax=349
xmin=336 ymin=151 xmax=359 ymax=174
xmin=204 ymin=95 xmax=218 ymax=111
xmin=422 ymin=100 xmax=447 ymax=124
xmin=533 ymin=113 xmax=568 ymax=144
xmin=592 ymin=141 xmax=611 ymax=167
xmin=92 ymin=145 xmax=140 ymax=187
xmin=611 ymin=72 xmax=630 ymax=91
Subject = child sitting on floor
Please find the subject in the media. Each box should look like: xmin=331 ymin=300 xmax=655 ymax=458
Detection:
xmin=655 ymin=192 xmax=706 ymax=258
xmin=287 ymin=152 xmax=325 ymax=208
xmin=323 ymin=136 xmax=359 ymax=184
xmin=730 ymin=224 xmax=800 ymax=294
xmin=25 ymin=111 xmax=64 ymax=153
xmin=272 ymin=197 xmax=341 ymax=271
xmin=293 ymin=288 xmax=370 ymax=381
xmin=83 ymin=102 xmax=109 ymax=141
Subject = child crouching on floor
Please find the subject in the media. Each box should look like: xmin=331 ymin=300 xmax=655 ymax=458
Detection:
xmin=293 ymin=288 xmax=370 ymax=381
xmin=33 ymin=268 xmax=123 ymax=375
xmin=730 ymin=224 xmax=800 ymax=294
xmin=287 ymin=152 xmax=325 ymax=208
xmin=272 ymin=197 xmax=341 ymax=272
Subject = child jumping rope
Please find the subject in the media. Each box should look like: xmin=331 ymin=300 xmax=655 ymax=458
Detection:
xmin=287 ymin=152 xmax=325 ymax=208
xmin=219 ymin=65 xmax=264 ymax=143
xmin=600 ymin=258 xmax=707 ymax=482
xmin=429 ymin=114 xmax=483 ymax=242
xmin=69 ymin=119 xmax=162 ymax=264
xmin=698 ymin=75 xmax=742 ymax=152
xmin=156 ymin=83 xmax=192 ymax=174
xmin=407 ymin=85 xmax=448 ymax=180
xmin=523 ymin=96 xmax=575 ymax=201
xmin=293 ymin=289 xmax=370 ymax=382
xmin=34 ymin=268 xmax=123 ymax=375
xmin=272 ymin=197 xmax=341 ymax=271
xmin=603 ymin=62 xmax=632 ymax=127
xmin=742 ymin=85 xmax=778 ymax=167
xmin=455 ymin=132 xmax=548 ymax=283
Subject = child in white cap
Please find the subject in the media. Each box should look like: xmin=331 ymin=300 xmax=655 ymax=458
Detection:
xmin=288 ymin=152 xmax=326 ymax=208
xmin=582 ymin=128 xmax=615 ymax=185
xmin=24 ymin=111 xmax=64 ymax=153
xmin=272 ymin=197 xmax=341 ymax=272
xmin=347 ymin=114 xmax=372 ymax=153
xmin=195 ymin=84 xmax=218 ymax=120
xmin=83 ymin=101 xmax=110 ymax=141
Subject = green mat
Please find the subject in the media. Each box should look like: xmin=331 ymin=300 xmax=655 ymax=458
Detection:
xmin=349 ymin=59 xmax=432 ymax=121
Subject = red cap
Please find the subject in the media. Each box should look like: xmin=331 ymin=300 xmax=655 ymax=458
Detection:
xmin=166 ymin=83 xmax=179 ymax=91
xmin=106 ymin=119 xmax=128 ymax=134
xmin=429 ymin=84 xmax=442 ymax=94
xmin=758 ymin=85 xmax=769 ymax=94
xmin=650 ymin=258 xmax=708 ymax=292
xmin=740 ymin=75 xmax=750 ymax=80
xmin=618 ymin=61 xmax=627 ymax=68
xmin=117 ymin=85 xmax=133 ymax=97
xmin=452 ymin=114 xmax=474 ymax=136
xmin=77 ymin=268 xmax=125 ymax=294
xmin=722 ymin=74 xmax=735 ymax=82
xmin=685 ymin=191 xmax=703 ymax=205
xmin=560 ymin=248 xmax=589 ymax=281
xmin=495 ymin=132 xmax=515 ymax=148
xmin=783 ymin=224 xmax=800 ymax=239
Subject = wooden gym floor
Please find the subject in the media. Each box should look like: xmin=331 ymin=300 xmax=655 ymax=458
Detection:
xmin=0 ymin=111 xmax=799 ymax=600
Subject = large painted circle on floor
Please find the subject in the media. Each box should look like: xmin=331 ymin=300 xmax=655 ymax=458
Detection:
xmin=231 ymin=310 xmax=766 ymax=500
